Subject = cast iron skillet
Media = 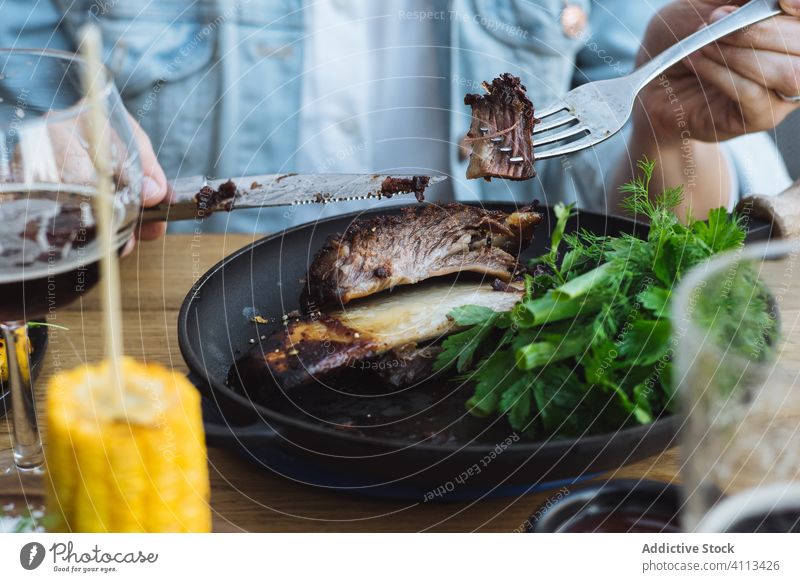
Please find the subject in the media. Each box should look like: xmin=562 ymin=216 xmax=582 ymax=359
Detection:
xmin=179 ymin=203 xmax=679 ymax=500
xmin=0 ymin=323 xmax=49 ymax=419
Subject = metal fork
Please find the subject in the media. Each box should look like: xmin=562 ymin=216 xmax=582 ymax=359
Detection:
xmin=531 ymin=0 xmax=782 ymax=161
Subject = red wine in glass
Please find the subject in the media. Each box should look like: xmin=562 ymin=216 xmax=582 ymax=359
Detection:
xmin=0 ymin=187 xmax=129 ymax=472
xmin=0 ymin=189 xmax=103 ymax=321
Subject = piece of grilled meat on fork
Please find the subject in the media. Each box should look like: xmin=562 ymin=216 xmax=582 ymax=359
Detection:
xmin=464 ymin=73 xmax=537 ymax=181
xmin=300 ymin=203 xmax=541 ymax=311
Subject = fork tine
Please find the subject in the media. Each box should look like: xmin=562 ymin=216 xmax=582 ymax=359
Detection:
xmin=534 ymin=134 xmax=600 ymax=160
xmin=534 ymin=124 xmax=588 ymax=147
xmin=534 ymin=100 xmax=570 ymax=120
xmin=533 ymin=111 xmax=578 ymax=134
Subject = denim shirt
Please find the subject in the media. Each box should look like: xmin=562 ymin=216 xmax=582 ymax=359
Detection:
xmin=2 ymin=0 xmax=790 ymax=233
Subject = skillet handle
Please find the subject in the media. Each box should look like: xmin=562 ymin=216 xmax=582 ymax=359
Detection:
xmin=203 ymin=419 xmax=280 ymax=446
xmin=737 ymin=178 xmax=800 ymax=239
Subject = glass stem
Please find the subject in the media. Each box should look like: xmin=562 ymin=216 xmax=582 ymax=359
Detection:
xmin=1 ymin=321 xmax=43 ymax=470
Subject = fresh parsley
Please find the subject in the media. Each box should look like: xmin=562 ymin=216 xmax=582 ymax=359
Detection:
xmin=435 ymin=159 xmax=776 ymax=438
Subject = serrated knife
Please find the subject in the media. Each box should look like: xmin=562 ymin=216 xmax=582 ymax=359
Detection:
xmin=140 ymin=173 xmax=446 ymax=222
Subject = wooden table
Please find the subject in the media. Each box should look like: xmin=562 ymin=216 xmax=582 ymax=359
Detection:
xmin=3 ymin=234 xmax=681 ymax=532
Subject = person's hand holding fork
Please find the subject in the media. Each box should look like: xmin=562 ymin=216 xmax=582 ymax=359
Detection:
xmin=620 ymin=0 xmax=800 ymax=216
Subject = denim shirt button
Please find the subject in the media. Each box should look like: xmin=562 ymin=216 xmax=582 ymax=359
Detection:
xmin=339 ymin=118 xmax=358 ymax=134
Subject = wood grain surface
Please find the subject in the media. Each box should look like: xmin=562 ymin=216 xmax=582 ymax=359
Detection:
xmin=4 ymin=233 xmax=701 ymax=532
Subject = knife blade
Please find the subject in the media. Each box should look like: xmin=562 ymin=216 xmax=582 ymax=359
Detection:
xmin=140 ymin=173 xmax=447 ymax=222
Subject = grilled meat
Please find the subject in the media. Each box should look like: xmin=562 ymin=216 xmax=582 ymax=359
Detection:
xmin=301 ymin=203 xmax=541 ymax=310
xmin=369 ymin=344 xmax=443 ymax=389
xmin=464 ymin=73 xmax=536 ymax=181
xmin=229 ymin=281 xmax=523 ymax=399
xmin=330 ymin=344 xmax=444 ymax=392
xmin=379 ymin=176 xmax=430 ymax=202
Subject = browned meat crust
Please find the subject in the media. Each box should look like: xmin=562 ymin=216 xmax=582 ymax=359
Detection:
xmin=228 ymin=281 xmax=524 ymax=398
xmin=369 ymin=344 xmax=443 ymax=389
xmin=301 ymin=203 xmax=541 ymax=311
xmin=379 ymin=176 xmax=430 ymax=202
xmin=230 ymin=314 xmax=383 ymax=398
xmin=194 ymin=179 xmax=237 ymax=212
xmin=464 ymin=73 xmax=536 ymax=181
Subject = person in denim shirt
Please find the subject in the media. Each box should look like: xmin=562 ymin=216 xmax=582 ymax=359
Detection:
xmin=2 ymin=0 xmax=798 ymax=238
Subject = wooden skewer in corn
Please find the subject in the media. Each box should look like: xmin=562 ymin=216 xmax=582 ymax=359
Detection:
xmin=79 ymin=24 xmax=124 ymax=399
xmin=44 ymin=25 xmax=211 ymax=532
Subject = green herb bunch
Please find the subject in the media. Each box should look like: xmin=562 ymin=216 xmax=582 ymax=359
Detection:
xmin=434 ymin=159 xmax=774 ymax=438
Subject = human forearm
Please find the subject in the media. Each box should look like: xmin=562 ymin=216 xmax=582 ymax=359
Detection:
xmin=611 ymin=0 xmax=800 ymax=218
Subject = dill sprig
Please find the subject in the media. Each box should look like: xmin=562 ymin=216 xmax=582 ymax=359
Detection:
xmin=435 ymin=158 xmax=772 ymax=438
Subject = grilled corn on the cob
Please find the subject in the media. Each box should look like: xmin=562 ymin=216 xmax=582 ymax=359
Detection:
xmin=0 ymin=328 xmax=32 ymax=384
xmin=45 ymin=357 xmax=211 ymax=532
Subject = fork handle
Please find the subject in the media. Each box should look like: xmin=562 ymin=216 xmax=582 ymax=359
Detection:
xmin=633 ymin=0 xmax=782 ymax=89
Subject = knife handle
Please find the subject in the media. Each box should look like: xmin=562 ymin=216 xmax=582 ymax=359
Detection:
xmin=140 ymin=199 xmax=217 ymax=222
xmin=737 ymin=179 xmax=800 ymax=239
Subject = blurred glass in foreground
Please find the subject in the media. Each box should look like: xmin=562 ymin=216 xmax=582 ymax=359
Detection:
xmin=675 ymin=239 xmax=800 ymax=532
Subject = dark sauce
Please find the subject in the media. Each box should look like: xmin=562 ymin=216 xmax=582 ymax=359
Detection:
xmin=0 ymin=192 xmax=103 ymax=321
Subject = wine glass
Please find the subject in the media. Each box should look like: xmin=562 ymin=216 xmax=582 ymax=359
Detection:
xmin=674 ymin=239 xmax=800 ymax=532
xmin=0 ymin=48 xmax=142 ymax=475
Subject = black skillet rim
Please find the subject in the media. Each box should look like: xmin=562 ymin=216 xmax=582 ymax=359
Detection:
xmin=178 ymin=202 xmax=674 ymax=454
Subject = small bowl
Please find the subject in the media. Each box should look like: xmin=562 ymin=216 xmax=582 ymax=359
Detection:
xmin=696 ymin=483 xmax=800 ymax=533
xmin=525 ymin=479 xmax=682 ymax=533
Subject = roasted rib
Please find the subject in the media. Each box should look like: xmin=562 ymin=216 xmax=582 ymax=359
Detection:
xmin=301 ymin=203 xmax=541 ymax=310
xmin=229 ymin=281 xmax=523 ymax=397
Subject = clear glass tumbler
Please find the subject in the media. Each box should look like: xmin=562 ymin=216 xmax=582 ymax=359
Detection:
xmin=674 ymin=239 xmax=800 ymax=532
xmin=0 ymin=48 xmax=142 ymax=475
